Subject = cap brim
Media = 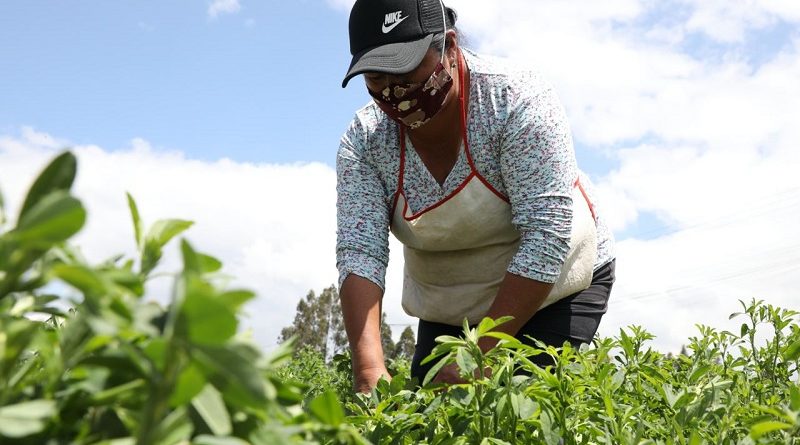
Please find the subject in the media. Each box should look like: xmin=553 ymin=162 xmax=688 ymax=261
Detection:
xmin=341 ymin=34 xmax=434 ymax=88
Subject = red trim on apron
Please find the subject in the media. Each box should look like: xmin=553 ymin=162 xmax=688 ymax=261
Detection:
xmin=390 ymin=49 xmax=510 ymax=221
xmin=575 ymin=177 xmax=597 ymax=221
xmin=389 ymin=50 xmax=595 ymax=222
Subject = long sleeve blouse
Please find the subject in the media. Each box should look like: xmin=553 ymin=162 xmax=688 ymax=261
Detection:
xmin=336 ymin=49 xmax=615 ymax=291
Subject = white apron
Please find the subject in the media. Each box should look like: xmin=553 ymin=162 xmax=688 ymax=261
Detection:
xmin=389 ymin=51 xmax=599 ymax=326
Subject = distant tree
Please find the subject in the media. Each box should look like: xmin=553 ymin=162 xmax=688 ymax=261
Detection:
xmin=380 ymin=312 xmax=395 ymax=359
xmin=279 ymin=285 xmax=347 ymax=362
xmin=280 ymin=287 xmax=410 ymax=363
xmin=393 ymin=326 xmax=416 ymax=361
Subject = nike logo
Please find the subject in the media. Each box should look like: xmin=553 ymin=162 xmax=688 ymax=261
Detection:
xmin=382 ymin=11 xmax=408 ymax=33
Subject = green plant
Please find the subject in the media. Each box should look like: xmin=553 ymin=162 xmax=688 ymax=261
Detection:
xmin=3 ymin=150 xmax=798 ymax=445
xmin=345 ymin=301 xmax=800 ymax=444
xmin=0 ymin=151 xmax=367 ymax=444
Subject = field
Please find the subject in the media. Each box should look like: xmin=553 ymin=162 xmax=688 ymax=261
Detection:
xmin=1 ymin=152 xmax=798 ymax=444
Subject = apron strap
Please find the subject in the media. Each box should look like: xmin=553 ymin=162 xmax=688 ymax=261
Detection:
xmin=575 ymin=177 xmax=597 ymax=221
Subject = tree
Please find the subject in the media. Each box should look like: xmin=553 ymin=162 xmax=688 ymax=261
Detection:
xmin=279 ymin=287 xmax=408 ymax=364
xmin=380 ymin=312 xmax=395 ymax=359
xmin=393 ymin=326 xmax=416 ymax=361
xmin=279 ymin=285 xmax=347 ymax=362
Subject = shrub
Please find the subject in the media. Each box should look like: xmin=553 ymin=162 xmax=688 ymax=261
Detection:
xmin=0 ymin=151 xmax=364 ymax=444
xmin=2 ymin=151 xmax=798 ymax=445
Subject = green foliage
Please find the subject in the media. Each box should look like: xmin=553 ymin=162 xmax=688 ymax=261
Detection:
xmin=380 ymin=313 xmax=396 ymax=360
xmin=3 ymin=151 xmax=799 ymax=445
xmin=278 ymin=286 xmax=415 ymax=362
xmin=344 ymin=300 xmax=800 ymax=444
xmin=393 ymin=326 xmax=416 ymax=362
xmin=279 ymin=286 xmax=348 ymax=362
xmin=0 ymin=151 xmax=367 ymax=444
xmin=279 ymin=284 xmax=412 ymax=364
xmin=275 ymin=346 xmax=354 ymax=406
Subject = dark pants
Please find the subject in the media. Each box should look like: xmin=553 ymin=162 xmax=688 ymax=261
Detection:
xmin=409 ymin=260 xmax=616 ymax=383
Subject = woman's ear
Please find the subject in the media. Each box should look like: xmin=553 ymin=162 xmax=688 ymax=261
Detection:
xmin=446 ymin=29 xmax=458 ymax=49
xmin=445 ymin=30 xmax=459 ymax=63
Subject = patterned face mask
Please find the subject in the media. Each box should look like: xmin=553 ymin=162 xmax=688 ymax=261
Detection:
xmin=367 ymin=57 xmax=454 ymax=129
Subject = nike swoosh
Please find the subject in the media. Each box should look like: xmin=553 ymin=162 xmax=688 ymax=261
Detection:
xmin=382 ymin=16 xmax=408 ymax=33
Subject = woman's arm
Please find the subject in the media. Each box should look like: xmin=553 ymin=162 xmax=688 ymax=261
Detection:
xmin=336 ymin=114 xmax=393 ymax=392
xmin=340 ymin=274 xmax=391 ymax=393
xmin=493 ymin=82 xmax=578 ymax=340
xmin=478 ymin=272 xmax=553 ymax=351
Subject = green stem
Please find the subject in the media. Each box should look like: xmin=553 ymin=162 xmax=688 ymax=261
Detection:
xmin=771 ymin=321 xmax=781 ymax=399
xmin=136 ymin=277 xmax=185 ymax=445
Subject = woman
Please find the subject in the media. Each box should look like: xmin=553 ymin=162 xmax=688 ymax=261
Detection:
xmin=337 ymin=0 xmax=616 ymax=393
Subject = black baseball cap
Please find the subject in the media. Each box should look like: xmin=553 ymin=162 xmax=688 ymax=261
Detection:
xmin=341 ymin=0 xmax=456 ymax=88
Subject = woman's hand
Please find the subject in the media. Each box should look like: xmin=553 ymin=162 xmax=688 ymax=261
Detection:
xmin=354 ymin=365 xmax=392 ymax=394
xmin=432 ymin=362 xmax=493 ymax=385
xmin=339 ymin=275 xmax=391 ymax=394
xmin=432 ymin=363 xmax=465 ymax=385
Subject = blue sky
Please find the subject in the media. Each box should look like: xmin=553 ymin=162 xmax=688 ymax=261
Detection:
xmin=0 ymin=0 xmax=640 ymax=233
xmin=1 ymin=0 xmax=798 ymax=351
xmin=0 ymin=0 xmax=366 ymax=164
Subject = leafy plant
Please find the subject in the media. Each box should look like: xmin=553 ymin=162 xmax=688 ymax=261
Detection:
xmin=0 ymin=151 xmax=367 ymax=444
xmin=345 ymin=301 xmax=799 ymax=444
xmin=2 ymin=151 xmax=798 ymax=445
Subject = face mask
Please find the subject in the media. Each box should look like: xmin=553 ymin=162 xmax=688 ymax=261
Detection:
xmin=368 ymin=61 xmax=453 ymax=129
xmin=368 ymin=2 xmax=454 ymax=129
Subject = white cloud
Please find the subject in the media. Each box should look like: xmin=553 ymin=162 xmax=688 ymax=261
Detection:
xmin=325 ymin=0 xmax=355 ymax=12
xmin=0 ymin=130 xmax=359 ymax=349
xmin=682 ymin=0 xmax=775 ymax=43
xmin=208 ymin=0 xmax=241 ymax=19
xmin=676 ymin=0 xmax=800 ymax=43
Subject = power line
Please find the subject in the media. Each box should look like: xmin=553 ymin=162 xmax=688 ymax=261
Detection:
xmin=621 ymin=186 xmax=800 ymax=240
xmin=613 ymin=262 xmax=800 ymax=306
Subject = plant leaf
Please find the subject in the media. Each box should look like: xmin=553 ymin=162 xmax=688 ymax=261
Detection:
xmin=90 ymin=379 xmax=146 ymax=406
xmin=192 ymin=384 xmax=232 ymax=436
xmin=0 ymin=184 xmax=5 ymax=227
xmin=455 ymin=348 xmax=477 ymax=376
xmin=18 ymin=151 xmax=76 ymax=221
xmin=423 ymin=354 xmax=451 ymax=386
xmin=750 ymin=420 xmax=792 ymax=439
xmin=126 ymin=192 xmax=144 ymax=251
xmin=180 ymin=238 xmax=201 ymax=274
xmin=193 ymin=436 xmax=250 ymax=445
xmin=219 ymin=289 xmax=255 ymax=311
xmin=181 ymin=292 xmax=237 ymax=346
xmin=482 ymin=331 xmax=520 ymax=345
xmin=12 ymin=192 xmax=85 ymax=246
xmin=477 ymin=317 xmax=496 ymax=335
xmin=170 ymin=364 xmax=207 ymax=406
xmin=147 ymin=219 xmax=193 ymax=249
xmin=789 ymin=385 xmax=800 ymax=411
xmin=151 ymin=406 xmax=192 ymax=445
xmin=51 ymin=264 xmax=107 ymax=297
xmin=785 ymin=339 xmax=800 ymax=362
xmin=192 ymin=344 xmax=268 ymax=407
xmin=197 ymin=253 xmax=223 ymax=274
xmin=0 ymin=400 xmax=56 ymax=438
xmin=308 ymin=390 xmax=344 ymax=426
xmin=140 ymin=221 xmax=193 ymax=275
